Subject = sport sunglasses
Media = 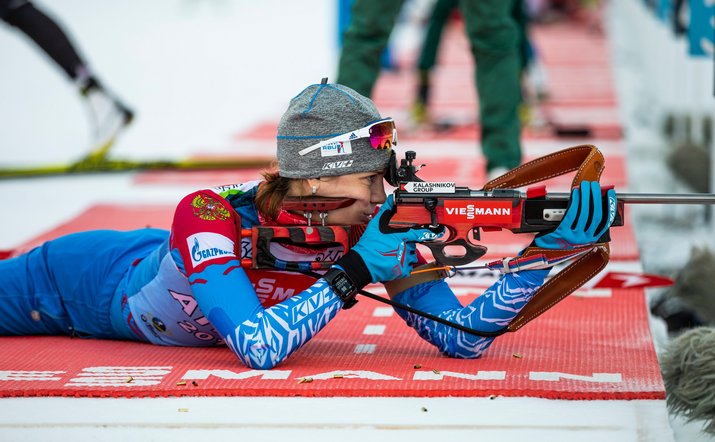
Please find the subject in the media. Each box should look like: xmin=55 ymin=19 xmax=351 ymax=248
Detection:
xmin=298 ymin=118 xmax=397 ymax=156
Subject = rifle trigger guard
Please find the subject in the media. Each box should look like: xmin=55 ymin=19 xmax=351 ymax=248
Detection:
xmin=424 ymin=239 xmax=487 ymax=267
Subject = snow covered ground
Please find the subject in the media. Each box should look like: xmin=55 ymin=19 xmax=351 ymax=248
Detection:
xmin=0 ymin=0 xmax=714 ymax=440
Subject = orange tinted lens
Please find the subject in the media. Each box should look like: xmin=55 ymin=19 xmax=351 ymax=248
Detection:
xmin=368 ymin=121 xmax=395 ymax=149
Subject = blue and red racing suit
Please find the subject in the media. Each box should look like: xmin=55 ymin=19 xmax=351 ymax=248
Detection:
xmin=0 ymin=181 xmax=549 ymax=368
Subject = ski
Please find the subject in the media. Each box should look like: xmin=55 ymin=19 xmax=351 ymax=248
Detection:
xmin=0 ymin=156 xmax=273 ymax=179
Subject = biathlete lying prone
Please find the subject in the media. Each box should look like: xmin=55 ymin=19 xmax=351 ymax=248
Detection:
xmin=0 ymin=80 xmax=617 ymax=368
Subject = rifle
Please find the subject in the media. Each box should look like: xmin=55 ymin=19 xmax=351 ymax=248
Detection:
xmin=386 ymin=147 xmax=715 ymax=268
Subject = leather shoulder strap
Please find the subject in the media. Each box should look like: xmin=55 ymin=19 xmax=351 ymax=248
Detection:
xmin=483 ymin=145 xmax=611 ymax=332
xmin=507 ymin=245 xmax=609 ymax=332
xmin=483 ymin=144 xmax=605 ymax=190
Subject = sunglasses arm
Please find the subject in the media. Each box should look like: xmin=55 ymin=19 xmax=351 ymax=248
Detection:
xmin=298 ymin=128 xmax=371 ymax=156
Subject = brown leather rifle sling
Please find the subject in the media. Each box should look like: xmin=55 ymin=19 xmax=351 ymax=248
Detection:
xmin=482 ymin=144 xmax=611 ymax=332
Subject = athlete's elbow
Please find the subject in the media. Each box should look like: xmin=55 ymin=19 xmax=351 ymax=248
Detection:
xmin=230 ymin=337 xmax=285 ymax=370
xmin=242 ymin=353 xmax=281 ymax=370
xmin=229 ymin=322 xmax=293 ymax=370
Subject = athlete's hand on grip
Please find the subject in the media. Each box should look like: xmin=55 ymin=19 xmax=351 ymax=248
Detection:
xmin=534 ymin=181 xmax=617 ymax=250
xmin=334 ymin=195 xmax=444 ymax=288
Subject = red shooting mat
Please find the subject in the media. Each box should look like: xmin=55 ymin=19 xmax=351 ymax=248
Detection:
xmin=0 ymin=201 xmax=662 ymax=399
xmin=0 ymin=286 xmax=662 ymax=399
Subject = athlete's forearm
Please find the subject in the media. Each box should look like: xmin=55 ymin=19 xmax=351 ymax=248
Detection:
xmin=393 ymin=269 xmax=550 ymax=358
xmin=225 ymin=279 xmax=343 ymax=369
xmin=189 ymin=261 xmax=343 ymax=369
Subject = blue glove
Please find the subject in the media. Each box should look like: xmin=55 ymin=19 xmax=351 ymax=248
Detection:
xmin=534 ymin=181 xmax=617 ymax=250
xmin=335 ymin=195 xmax=444 ymax=286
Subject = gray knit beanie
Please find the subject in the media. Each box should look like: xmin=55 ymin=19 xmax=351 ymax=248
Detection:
xmin=277 ymin=81 xmax=392 ymax=178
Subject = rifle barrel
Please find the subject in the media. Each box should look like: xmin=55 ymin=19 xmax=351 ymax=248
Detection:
xmin=546 ymin=192 xmax=715 ymax=204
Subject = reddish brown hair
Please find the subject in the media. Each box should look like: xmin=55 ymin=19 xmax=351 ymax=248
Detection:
xmin=255 ymin=169 xmax=294 ymax=220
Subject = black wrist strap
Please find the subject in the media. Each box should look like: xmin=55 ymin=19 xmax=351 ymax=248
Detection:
xmin=334 ymin=250 xmax=372 ymax=288
xmin=321 ymin=250 xmax=371 ymax=310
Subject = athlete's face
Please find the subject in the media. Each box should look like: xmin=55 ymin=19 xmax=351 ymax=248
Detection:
xmin=316 ymin=170 xmax=387 ymax=225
